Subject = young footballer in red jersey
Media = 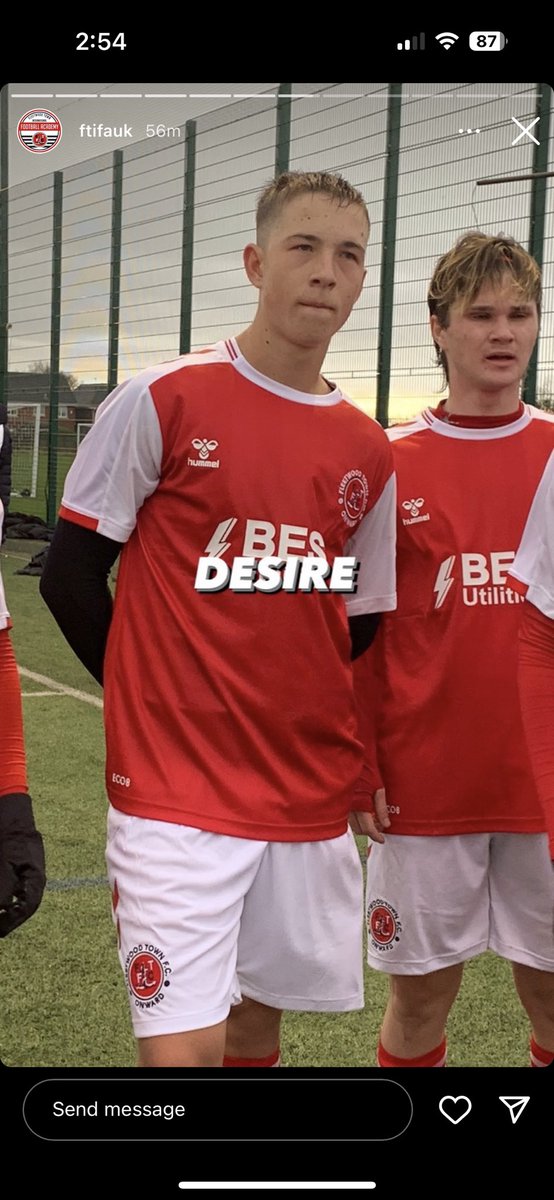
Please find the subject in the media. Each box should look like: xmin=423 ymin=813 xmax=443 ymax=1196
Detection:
xmin=354 ymin=233 xmax=554 ymax=1069
xmin=0 ymin=408 xmax=45 ymax=938
xmin=508 ymin=453 xmax=554 ymax=870
xmin=40 ymin=172 xmax=397 ymax=1068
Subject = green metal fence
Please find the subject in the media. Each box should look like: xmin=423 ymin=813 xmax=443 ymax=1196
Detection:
xmin=2 ymin=81 xmax=553 ymax=524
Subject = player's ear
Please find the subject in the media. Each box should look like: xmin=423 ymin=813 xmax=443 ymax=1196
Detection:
xmin=355 ymin=267 xmax=367 ymax=301
xmin=430 ymin=313 xmax=445 ymax=347
xmin=243 ymin=242 xmax=264 ymax=289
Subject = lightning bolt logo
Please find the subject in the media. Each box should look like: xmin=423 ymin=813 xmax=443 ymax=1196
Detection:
xmin=204 ymin=518 xmax=237 ymax=559
xmin=433 ymin=555 xmax=456 ymax=609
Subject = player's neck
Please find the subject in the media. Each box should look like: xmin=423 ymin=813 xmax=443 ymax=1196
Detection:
xmin=443 ymin=383 xmax=522 ymax=418
xmin=235 ymin=326 xmax=333 ymax=396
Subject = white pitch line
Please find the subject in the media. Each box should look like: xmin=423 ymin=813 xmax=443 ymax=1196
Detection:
xmin=21 ymin=690 xmax=66 ymax=697
xmin=18 ymin=667 xmax=103 ymax=709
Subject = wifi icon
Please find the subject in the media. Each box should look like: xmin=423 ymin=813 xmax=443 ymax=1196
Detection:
xmin=436 ymin=31 xmax=459 ymax=49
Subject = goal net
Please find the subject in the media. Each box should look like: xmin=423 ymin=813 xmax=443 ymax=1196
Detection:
xmin=7 ymin=403 xmax=41 ymax=498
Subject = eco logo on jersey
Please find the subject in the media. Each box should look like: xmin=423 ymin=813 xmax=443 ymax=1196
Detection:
xmin=338 ymin=470 xmax=369 ymax=527
xmin=401 ymin=497 xmax=430 ymax=525
xmin=188 ymin=438 xmax=219 ymax=468
xmin=367 ymin=898 xmax=402 ymax=952
xmin=17 ymin=110 xmax=62 ymax=153
xmin=125 ymin=943 xmax=172 ymax=1010
xmin=433 ymin=551 xmax=523 ymax=609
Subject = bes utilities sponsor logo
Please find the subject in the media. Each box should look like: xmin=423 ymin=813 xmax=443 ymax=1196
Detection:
xmin=401 ymin=497 xmax=430 ymax=526
xmin=188 ymin=438 xmax=220 ymax=468
xmin=125 ymin=943 xmax=173 ymax=1010
xmin=433 ymin=551 xmax=523 ymax=609
xmin=194 ymin=517 xmax=359 ymax=594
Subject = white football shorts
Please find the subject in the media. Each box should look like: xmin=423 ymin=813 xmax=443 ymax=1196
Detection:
xmin=106 ymin=807 xmax=365 ymax=1036
xmin=366 ymin=832 xmax=554 ymax=975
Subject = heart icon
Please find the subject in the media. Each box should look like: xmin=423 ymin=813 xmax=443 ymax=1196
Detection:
xmin=439 ymin=1095 xmax=472 ymax=1125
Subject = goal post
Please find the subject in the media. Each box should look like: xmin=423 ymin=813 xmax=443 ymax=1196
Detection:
xmin=7 ymin=402 xmax=41 ymax=498
xmin=76 ymin=422 xmax=93 ymax=448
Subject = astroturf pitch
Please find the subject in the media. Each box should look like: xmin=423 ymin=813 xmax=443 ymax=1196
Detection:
xmin=0 ymin=538 xmax=533 ymax=1068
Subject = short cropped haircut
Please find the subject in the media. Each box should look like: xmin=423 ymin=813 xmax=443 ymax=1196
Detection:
xmin=255 ymin=171 xmax=369 ymax=243
xmin=428 ymin=233 xmax=542 ymax=383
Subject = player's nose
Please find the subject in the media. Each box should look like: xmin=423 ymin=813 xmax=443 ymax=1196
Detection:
xmin=309 ymin=251 xmax=338 ymax=286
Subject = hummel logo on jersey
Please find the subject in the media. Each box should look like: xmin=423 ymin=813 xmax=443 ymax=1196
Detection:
xmin=402 ymin=497 xmax=430 ymax=525
xmin=433 ymin=552 xmax=523 ymax=609
xmin=188 ymin=438 xmax=220 ymax=468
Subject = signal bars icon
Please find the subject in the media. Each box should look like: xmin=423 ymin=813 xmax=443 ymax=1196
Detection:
xmin=436 ymin=32 xmax=459 ymax=49
xmin=397 ymin=33 xmax=425 ymax=50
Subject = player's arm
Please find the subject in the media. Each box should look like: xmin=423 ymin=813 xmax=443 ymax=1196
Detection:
xmin=345 ymin=436 xmax=397 ymax=839
xmin=39 ymin=374 xmax=163 ymax=682
xmin=40 ymin=520 xmax=122 ymax=685
xmin=518 ymin=601 xmax=554 ymax=862
xmin=348 ymin=612 xmax=381 ymax=659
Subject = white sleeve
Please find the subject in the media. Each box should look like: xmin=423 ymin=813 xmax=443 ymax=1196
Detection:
xmin=60 ymin=377 xmax=163 ymax=543
xmin=344 ymin=472 xmax=397 ymax=615
xmin=510 ymin=450 xmax=554 ymax=619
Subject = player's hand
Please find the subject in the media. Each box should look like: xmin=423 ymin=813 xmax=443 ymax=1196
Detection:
xmin=349 ymin=788 xmax=391 ymax=844
xmin=0 ymin=794 xmax=46 ymax=937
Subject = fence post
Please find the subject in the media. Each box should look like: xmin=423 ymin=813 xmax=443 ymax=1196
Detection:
xmin=46 ymin=171 xmax=63 ymax=528
xmin=376 ymin=85 xmax=402 ymax=429
xmin=522 ymin=83 xmax=551 ymax=407
xmin=180 ymin=120 xmax=196 ymax=355
xmin=108 ymin=150 xmax=123 ymax=392
xmin=275 ymin=84 xmax=292 ymax=176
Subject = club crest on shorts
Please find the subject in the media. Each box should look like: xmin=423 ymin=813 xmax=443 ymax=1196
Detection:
xmin=367 ymin=898 xmax=402 ymax=952
xmin=125 ymin=943 xmax=172 ymax=1009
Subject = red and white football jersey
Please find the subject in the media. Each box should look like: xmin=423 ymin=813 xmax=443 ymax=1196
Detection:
xmin=0 ymin=426 xmax=10 ymax=630
xmin=60 ymin=339 xmax=396 ymax=840
xmin=355 ymin=403 xmax=554 ymax=836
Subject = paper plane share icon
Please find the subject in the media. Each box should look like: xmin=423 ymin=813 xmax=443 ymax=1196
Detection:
xmin=499 ymin=1096 xmax=530 ymax=1125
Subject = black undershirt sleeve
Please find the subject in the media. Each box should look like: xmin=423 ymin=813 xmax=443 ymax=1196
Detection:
xmin=348 ymin=613 xmax=381 ymax=660
xmin=39 ymin=518 xmax=123 ymax=686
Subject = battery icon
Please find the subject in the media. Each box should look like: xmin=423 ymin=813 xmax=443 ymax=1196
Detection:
xmin=469 ymin=31 xmax=507 ymax=50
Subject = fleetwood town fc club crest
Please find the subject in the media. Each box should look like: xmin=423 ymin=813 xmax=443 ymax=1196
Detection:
xmin=367 ymin=898 xmax=403 ymax=953
xmin=338 ymin=469 xmax=369 ymax=528
xmin=17 ymin=110 xmax=62 ymax=153
xmin=125 ymin=943 xmax=172 ymax=1009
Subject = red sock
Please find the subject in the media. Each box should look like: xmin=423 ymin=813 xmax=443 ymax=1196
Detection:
xmin=530 ymin=1036 xmax=554 ymax=1067
xmin=377 ymin=1037 xmax=447 ymax=1068
xmin=222 ymin=1048 xmax=280 ymax=1068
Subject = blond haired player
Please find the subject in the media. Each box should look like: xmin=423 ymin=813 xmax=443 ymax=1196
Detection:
xmin=41 ymin=172 xmax=396 ymax=1068
xmin=354 ymin=233 xmax=554 ymax=1069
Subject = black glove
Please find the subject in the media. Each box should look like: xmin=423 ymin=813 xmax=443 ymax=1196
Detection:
xmin=0 ymin=793 xmax=46 ymax=937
